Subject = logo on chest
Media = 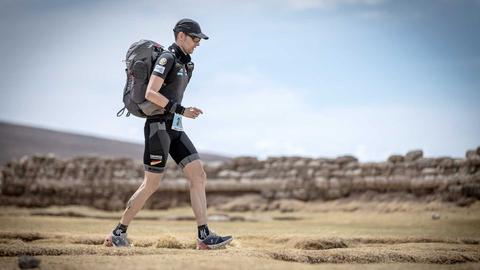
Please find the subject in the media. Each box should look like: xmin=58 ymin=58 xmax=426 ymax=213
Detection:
xmin=177 ymin=67 xmax=187 ymax=76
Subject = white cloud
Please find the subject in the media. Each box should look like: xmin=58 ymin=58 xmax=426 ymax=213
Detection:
xmin=182 ymin=70 xmax=477 ymax=161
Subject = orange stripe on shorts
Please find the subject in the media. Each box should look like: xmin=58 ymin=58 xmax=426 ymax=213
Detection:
xmin=150 ymin=160 xmax=162 ymax=166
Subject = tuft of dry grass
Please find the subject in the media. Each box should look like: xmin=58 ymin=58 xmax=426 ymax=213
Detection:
xmin=0 ymin=231 xmax=45 ymax=242
xmin=267 ymin=243 xmax=480 ymax=264
xmin=155 ymin=235 xmax=189 ymax=249
xmin=293 ymin=238 xmax=348 ymax=250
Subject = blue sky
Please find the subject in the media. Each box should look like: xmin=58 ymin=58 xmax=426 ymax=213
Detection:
xmin=1 ymin=0 xmax=479 ymax=161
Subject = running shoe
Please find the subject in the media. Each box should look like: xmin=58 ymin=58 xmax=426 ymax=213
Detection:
xmin=196 ymin=231 xmax=233 ymax=250
xmin=104 ymin=231 xmax=131 ymax=247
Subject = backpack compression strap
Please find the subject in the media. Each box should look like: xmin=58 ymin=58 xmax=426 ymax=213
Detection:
xmin=116 ymin=106 xmax=129 ymax=117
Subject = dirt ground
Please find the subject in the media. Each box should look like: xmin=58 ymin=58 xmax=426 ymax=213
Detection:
xmin=0 ymin=200 xmax=479 ymax=269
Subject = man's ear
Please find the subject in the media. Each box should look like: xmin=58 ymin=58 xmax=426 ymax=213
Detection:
xmin=179 ymin=32 xmax=186 ymax=41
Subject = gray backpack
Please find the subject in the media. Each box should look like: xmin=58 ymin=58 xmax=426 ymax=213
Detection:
xmin=116 ymin=39 xmax=169 ymax=118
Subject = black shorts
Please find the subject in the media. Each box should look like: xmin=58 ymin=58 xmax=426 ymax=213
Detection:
xmin=143 ymin=117 xmax=199 ymax=173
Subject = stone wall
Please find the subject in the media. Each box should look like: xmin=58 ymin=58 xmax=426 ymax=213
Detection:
xmin=1 ymin=147 xmax=479 ymax=210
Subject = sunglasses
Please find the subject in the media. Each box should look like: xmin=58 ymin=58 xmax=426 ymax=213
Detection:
xmin=187 ymin=34 xmax=201 ymax=44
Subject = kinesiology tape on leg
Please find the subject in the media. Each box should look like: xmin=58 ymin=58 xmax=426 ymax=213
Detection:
xmin=126 ymin=192 xmax=140 ymax=209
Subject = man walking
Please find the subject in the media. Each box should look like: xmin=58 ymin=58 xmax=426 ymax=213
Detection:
xmin=105 ymin=18 xmax=233 ymax=250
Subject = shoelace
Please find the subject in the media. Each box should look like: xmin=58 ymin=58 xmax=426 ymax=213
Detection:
xmin=116 ymin=233 xmax=130 ymax=244
xmin=209 ymin=231 xmax=229 ymax=244
xmin=201 ymin=231 xmax=220 ymax=243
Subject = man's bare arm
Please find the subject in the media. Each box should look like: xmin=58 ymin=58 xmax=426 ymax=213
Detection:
xmin=145 ymin=73 xmax=203 ymax=119
xmin=145 ymin=74 xmax=169 ymax=108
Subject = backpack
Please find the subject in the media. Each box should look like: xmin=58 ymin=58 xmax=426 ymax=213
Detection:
xmin=116 ymin=39 xmax=169 ymax=118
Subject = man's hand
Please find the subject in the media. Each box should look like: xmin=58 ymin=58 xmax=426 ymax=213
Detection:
xmin=182 ymin=107 xmax=203 ymax=119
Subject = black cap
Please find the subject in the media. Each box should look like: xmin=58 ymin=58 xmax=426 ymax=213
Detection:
xmin=173 ymin=18 xmax=209 ymax=40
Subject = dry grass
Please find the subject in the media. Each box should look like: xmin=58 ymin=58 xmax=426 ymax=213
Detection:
xmin=0 ymin=201 xmax=479 ymax=269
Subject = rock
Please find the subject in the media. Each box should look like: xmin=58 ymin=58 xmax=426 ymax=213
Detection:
xmin=466 ymin=149 xmax=480 ymax=160
xmin=216 ymin=194 xmax=268 ymax=212
xmin=405 ymin=150 xmax=423 ymax=162
xmin=462 ymin=183 xmax=480 ymax=199
xmin=268 ymin=199 xmax=305 ymax=212
xmin=431 ymin=213 xmax=440 ymax=220
xmin=307 ymin=159 xmax=322 ymax=168
xmin=231 ymin=156 xmax=258 ymax=167
xmin=335 ymin=155 xmax=358 ymax=165
xmin=446 ymin=185 xmax=463 ymax=201
xmin=217 ymin=170 xmax=241 ymax=179
xmin=314 ymin=169 xmax=331 ymax=177
xmin=208 ymin=214 xmax=232 ymax=222
xmin=438 ymin=157 xmax=455 ymax=167
xmin=345 ymin=168 xmax=362 ymax=177
xmin=416 ymin=158 xmax=438 ymax=168
xmin=421 ymin=168 xmax=437 ymax=175
xmin=285 ymin=169 xmax=298 ymax=178
xmin=388 ymin=155 xmax=404 ymax=164
xmin=351 ymin=177 xmax=366 ymax=190
xmin=456 ymin=197 xmax=476 ymax=207
xmin=291 ymin=188 xmax=310 ymax=200
xmin=18 ymin=256 xmax=41 ymax=269
xmin=325 ymin=178 xmax=343 ymax=199
xmin=325 ymin=188 xmax=342 ymax=199
xmin=293 ymin=159 xmax=307 ymax=168
xmin=314 ymin=176 xmax=328 ymax=191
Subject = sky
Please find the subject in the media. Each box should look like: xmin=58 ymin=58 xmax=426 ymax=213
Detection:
xmin=0 ymin=0 xmax=479 ymax=161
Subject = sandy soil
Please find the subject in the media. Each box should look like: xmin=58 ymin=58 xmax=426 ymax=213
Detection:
xmin=0 ymin=201 xmax=479 ymax=269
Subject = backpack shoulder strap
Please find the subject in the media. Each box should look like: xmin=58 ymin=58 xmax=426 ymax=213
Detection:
xmin=186 ymin=61 xmax=194 ymax=82
xmin=159 ymin=46 xmax=175 ymax=58
xmin=159 ymin=49 xmax=177 ymax=84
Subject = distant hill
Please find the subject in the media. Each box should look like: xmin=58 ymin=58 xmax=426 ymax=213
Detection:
xmin=0 ymin=121 xmax=230 ymax=166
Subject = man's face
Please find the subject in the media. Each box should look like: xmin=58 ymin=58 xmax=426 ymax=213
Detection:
xmin=180 ymin=32 xmax=201 ymax=54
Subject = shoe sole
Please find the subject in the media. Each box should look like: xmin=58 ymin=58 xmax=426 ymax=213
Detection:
xmin=197 ymin=237 xmax=233 ymax=250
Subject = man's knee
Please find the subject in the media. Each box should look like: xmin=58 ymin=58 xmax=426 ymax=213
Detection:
xmin=184 ymin=161 xmax=207 ymax=186
xmin=144 ymin=171 xmax=163 ymax=191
